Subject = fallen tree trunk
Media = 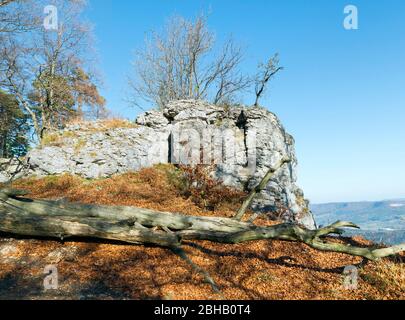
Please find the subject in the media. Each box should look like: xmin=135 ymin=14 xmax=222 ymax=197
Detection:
xmin=234 ymin=157 xmax=292 ymax=221
xmin=0 ymin=188 xmax=404 ymax=262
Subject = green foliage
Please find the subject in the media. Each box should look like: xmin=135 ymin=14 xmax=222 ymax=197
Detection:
xmin=0 ymin=90 xmax=29 ymax=157
xmin=27 ymin=65 xmax=107 ymax=137
xmin=30 ymin=70 xmax=78 ymax=129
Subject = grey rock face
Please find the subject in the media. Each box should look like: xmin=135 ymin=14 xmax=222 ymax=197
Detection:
xmin=28 ymin=126 xmax=170 ymax=179
xmin=135 ymin=110 xmax=169 ymax=129
xmin=18 ymin=100 xmax=315 ymax=228
xmin=0 ymin=172 xmax=8 ymax=183
xmin=0 ymin=158 xmax=30 ymax=183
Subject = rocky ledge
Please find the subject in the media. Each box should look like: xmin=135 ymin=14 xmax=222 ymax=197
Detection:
xmin=0 ymin=100 xmax=316 ymax=229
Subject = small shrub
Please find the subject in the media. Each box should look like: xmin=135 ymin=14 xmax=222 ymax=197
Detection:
xmin=74 ymin=138 xmax=87 ymax=152
xmin=218 ymin=102 xmax=232 ymax=113
xmin=41 ymin=131 xmax=79 ymax=148
xmin=41 ymin=133 xmax=63 ymax=147
xmin=168 ymin=165 xmax=246 ymax=211
xmin=100 ymin=118 xmax=138 ymax=130
xmin=62 ymin=131 xmax=77 ymax=139
xmin=66 ymin=118 xmax=138 ymax=132
xmin=267 ymin=200 xmax=291 ymax=221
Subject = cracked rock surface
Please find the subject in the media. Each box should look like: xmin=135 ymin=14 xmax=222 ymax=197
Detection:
xmin=1 ymin=100 xmax=315 ymax=228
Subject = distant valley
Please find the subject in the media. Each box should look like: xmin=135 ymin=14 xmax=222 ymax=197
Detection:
xmin=311 ymin=199 xmax=405 ymax=245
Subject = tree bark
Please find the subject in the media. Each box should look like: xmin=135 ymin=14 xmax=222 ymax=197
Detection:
xmin=233 ymin=157 xmax=292 ymax=221
xmin=0 ymin=188 xmax=404 ymax=262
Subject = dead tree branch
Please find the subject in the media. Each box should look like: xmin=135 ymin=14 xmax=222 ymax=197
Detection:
xmin=233 ymin=157 xmax=292 ymax=221
xmin=0 ymin=188 xmax=404 ymax=262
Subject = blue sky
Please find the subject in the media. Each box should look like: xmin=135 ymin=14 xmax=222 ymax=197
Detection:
xmin=84 ymin=0 xmax=405 ymax=204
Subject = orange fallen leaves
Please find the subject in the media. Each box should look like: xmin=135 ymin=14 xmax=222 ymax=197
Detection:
xmin=1 ymin=166 xmax=403 ymax=300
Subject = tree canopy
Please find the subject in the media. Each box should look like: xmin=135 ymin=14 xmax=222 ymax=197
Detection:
xmin=130 ymin=14 xmax=282 ymax=110
xmin=0 ymin=90 xmax=29 ymax=157
xmin=0 ymin=0 xmax=106 ymax=144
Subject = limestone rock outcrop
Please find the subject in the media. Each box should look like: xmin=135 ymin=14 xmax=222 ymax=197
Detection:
xmin=1 ymin=100 xmax=316 ymax=228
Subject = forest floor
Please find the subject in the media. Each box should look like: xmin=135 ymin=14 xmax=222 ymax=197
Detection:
xmin=0 ymin=166 xmax=404 ymax=300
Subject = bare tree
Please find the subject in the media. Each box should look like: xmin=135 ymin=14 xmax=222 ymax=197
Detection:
xmin=0 ymin=0 xmax=16 ymax=6
xmin=129 ymin=14 xmax=251 ymax=109
xmin=0 ymin=0 xmax=37 ymax=33
xmin=254 ymin=53 xmax=283 ymax=107
xmin=0 ymin=0 xmax=105 ymax=142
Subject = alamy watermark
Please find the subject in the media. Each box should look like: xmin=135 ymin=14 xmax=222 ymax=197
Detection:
xmin=342 ymin=265 xmax=358 ymax=290
xmin=43 ymin=265 xmax=58 ymax=290
xmin=43 ymin=5 xmax=58 ymax=31
xmin=135 ymin=125 xmax=258 ymax=173
xmin=343 ymin=5 xmax=359 ymax=30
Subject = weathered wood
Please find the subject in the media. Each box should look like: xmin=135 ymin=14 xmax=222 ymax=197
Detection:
xmin=0 ymin=189 xmax=404 ymax=261
xmin=233 ymin=157 xmax=292 ymax=221
xmin=0 ymin=210 xmax=180 ymax=247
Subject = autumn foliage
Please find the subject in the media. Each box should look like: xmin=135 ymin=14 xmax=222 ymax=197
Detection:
xmin=3 ymin=166 xmax=404 ymax=300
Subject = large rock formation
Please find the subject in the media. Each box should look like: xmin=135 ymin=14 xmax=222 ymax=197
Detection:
xmin=0 ymin=158 xmax=28 ymax=183
xmin=1 ymin=100 xmax=316 ymax=229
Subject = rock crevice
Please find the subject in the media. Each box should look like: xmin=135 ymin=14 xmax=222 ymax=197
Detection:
xmin=0 ymin=100 xmax=315 ymax=229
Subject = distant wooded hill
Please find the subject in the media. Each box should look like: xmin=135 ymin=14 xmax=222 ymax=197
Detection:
xmin=311 ymin=199 xmax=405 ymax=245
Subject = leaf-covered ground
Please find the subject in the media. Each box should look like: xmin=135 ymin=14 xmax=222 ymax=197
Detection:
xmin=0 ymin=166 xmax=404 ymax=300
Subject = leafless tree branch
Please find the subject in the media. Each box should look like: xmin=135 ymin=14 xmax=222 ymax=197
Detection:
xmin=129 ymin=14 xmax=251 ymax=109
xmin=254 ymin=53 xmax=283 ymax=107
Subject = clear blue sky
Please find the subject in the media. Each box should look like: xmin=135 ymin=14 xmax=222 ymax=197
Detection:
xmin=84 ymin=0 xmax=405 ymax=204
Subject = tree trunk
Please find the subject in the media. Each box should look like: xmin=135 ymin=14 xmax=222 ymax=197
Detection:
xmin=234 ymin=157 xmax=292 ymax=220
xmin=0 ymin=188 xmax=404 ymax=262
xmin=0 ymin=133 xmax=5 ymax=158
